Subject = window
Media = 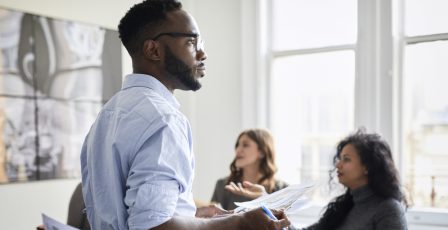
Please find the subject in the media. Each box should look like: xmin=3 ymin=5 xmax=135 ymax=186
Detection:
xmin=267 ymin=0 xmax=448 ymax=211
xmin=270 ymin=0 xmax=357 ymax=202
xmin=402 ymin=0 xmax=448 ymax=209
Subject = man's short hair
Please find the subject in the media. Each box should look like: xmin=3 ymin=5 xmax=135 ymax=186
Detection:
xmin=118 ymin=0 xmax=182 ymax=57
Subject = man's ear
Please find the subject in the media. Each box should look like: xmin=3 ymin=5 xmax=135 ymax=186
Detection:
xmin=143 ymin=40 xmax=162 ymax=61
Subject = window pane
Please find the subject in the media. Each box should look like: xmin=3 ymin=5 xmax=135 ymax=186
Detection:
xmin=405 ymin=0 xmax=448 ymax=36
xmin=271 ymin=51 xmax=355 ymax=200
xmin=403 ymin=41 xmax=448 ymax=208
xmin=272 ymin=0 xmax=357 ymax=51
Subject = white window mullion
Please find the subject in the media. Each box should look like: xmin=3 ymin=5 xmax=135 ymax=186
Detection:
xmin=355 ymin=0 xmax=395 ymax=146
xmin=241 ymin=0 xmax=259 ymax=129
xmin=406 ymin=33 xmax=448 ymax=44
xmin=241 ymin=0 xmax=271 ymax=129
xmin=393 ymin=0 xmax=406 ymax=181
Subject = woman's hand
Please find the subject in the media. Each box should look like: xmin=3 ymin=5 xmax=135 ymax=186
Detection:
xmin=225 ymin=181 xmax=267 ymax=199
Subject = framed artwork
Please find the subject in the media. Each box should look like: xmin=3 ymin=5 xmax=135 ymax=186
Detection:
xmin=0 ymin=8 xmax=122 ymax=183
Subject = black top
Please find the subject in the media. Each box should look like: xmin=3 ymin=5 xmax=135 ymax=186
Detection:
xmin=211 ymin=177 xmax=288 ymax=210
xmin=303 ymin=185 xmax=407 ymax=230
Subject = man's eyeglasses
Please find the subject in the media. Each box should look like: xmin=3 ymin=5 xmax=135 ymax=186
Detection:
xmin=151 ymin=32 xmax=204 ymax=52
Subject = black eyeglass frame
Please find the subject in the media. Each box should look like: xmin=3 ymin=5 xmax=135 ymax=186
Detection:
xmin=152 ymin=32 xmax=199 ymax=40
xmin=151 ymin=32 xmax=203 ymax=52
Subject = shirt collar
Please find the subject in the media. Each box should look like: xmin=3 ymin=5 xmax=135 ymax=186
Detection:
xmin=122 ymin=73 xmax=180 ymax=109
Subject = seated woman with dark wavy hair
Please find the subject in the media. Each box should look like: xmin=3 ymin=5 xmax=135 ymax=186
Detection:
xmin=302 ymin=129 xmax=408 ymax=230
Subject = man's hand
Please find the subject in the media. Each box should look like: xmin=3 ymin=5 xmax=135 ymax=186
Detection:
xmin=225 ymin=181 xmax=267 ymax=199
xmin=239 ymin=208 xmax=290 ymax=230
xmin=195 ymin=204 xmax=232 ymax=218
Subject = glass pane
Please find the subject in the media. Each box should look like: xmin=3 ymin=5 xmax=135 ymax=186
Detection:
xmin=405 ymin=0 xmax=448 ymax=36
xmin=272 ymin=0 xmax=357 ymax=51
xmin=271 ymin=51 xmax=355 ymax=200
xmin=403 ymin=41 xmax=448 ymax=208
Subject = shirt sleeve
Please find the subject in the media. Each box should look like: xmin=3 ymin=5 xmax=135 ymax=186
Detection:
xmin=125 ymin=115 xmax=194 ymax=230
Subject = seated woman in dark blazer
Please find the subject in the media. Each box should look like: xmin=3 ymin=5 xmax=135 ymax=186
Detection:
xmin=302 ymin=129 xmax=408 ymax=230
xmin=67 ymin=182 xmax=90 ymax=230
xmin=211 ymin=128 xmax=287 ymax=210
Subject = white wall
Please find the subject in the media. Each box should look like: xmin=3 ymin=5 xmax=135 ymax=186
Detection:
xmin=0 ymin=179 xmax=80 ymax=229
xmin=0 ymin=0 xmax=141 ymax=30
xmin=0 ymin=0 xmax=249 ymax=228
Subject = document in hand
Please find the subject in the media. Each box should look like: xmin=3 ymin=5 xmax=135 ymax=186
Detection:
xmin=233 ymin=181 xmax=315 ymax=214
xmin=42 ymin=213 xmax=80 ymax=230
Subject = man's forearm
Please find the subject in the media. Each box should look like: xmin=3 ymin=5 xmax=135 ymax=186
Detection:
xmin=152 ymin=215 xmax=242 ymax=230
xmin=151 ymin=207 xmax=290 ymax=230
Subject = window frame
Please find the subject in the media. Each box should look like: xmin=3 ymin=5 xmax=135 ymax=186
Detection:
xmin=240 ymin=0 xmax=448 ymax=227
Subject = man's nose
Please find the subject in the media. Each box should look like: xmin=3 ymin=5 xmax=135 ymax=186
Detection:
xmin=197 ymin=49 xmax=207 ymax=61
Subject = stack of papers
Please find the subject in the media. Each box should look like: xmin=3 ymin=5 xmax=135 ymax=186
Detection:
xmin=234 ymin=181 xmax=315 ymax=214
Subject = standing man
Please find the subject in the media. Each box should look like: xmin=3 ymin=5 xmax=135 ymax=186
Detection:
xmin=80 ymin=0 xmax=290 ymax=229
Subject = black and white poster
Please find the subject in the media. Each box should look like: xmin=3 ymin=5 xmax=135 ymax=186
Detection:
xmin=0 ymin=8 xmax=122 ymax=183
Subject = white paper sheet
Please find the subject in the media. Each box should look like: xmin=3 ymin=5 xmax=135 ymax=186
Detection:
xmin=42 ymin=213 xmax=80 ymax=230
xmin=234 ymin=181 xmax=315 ymax=214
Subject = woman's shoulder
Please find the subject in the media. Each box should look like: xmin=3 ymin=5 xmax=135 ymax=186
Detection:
xmin=378 ymin=198 xmax=406 ymax=212
xmin=215 ymin=176 xmax=230 ymax=186
xmin=372 ymin=198 xmax=408 ymax=228
xmin=372 ymin=197 xmax=406 ymax=221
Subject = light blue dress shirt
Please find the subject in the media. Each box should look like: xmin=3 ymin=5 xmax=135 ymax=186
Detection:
xmin=81 ymin=74 xmax=196 ymax=230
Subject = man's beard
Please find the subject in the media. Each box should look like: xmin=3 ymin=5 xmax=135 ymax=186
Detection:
xmin=164 ymin=46 xmax=201 ymax=91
